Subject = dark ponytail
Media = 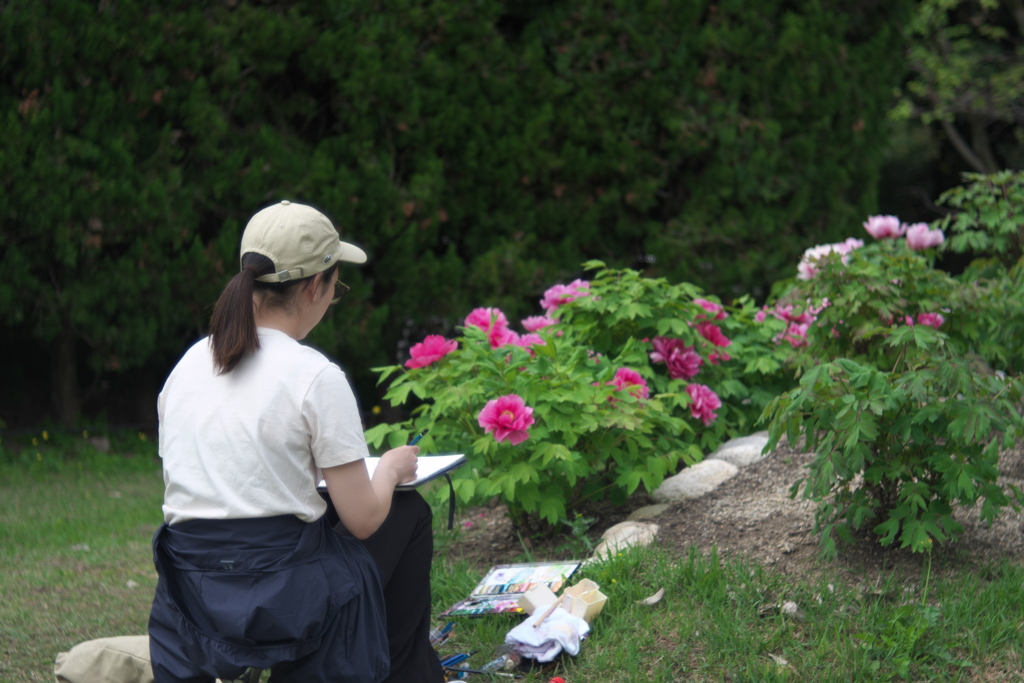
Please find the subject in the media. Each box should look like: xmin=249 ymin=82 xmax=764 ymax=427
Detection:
xmin=208 ymin=253 xmax=339 ymax=374
xmin=208 ymin=253 xmax=274 ymax=374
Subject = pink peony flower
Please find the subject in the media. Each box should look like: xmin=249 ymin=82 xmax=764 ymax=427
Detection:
xmin=649 ymin=336 xmax=684 ymax=364
xmin=465 ymin=307 xmax=509 ymax=332
xmin=693 ymin=298 xmax=728 ymax=320
xmin=686 ymin=383 xmax=721 ymax=426
xmin=916 ymin=312 xmax=945 ymax=328
xmin=797 ymin=239 xmax=861 ymax=280
xmin=782 ymin=322 xmax=810 ymax=347
xmin=796 ymin=249 xmax=825 ymax=281
xmin=540 ymin=279 xmax=590 ymax=314
xmin=649 ymin=336 xmax=703 ymax=380
xmin=522 ymin=315 xmax=558 ymax=332
xmin=477 ymin=394 xmax=535 ymax=445
xmin=515 ymin=333 xmax=545 ymax=347
xmin=707 ymin=351 xmax=731 ymax=365
xmin=758 ymin=300 xmax=830 ymax=348
xmin=696 ymin=322 xmax=731 ymax=348
xmin=905 ymin=223 xmax=945 ymax=250
xmin=839 ymin=237 xmax=865 ymax=253
xmin=464 ymin=308 xmax=520 ymax=349
xmin=405 ymin=335 xmax=458 ymax=369
xmin=608 ymin=367 xmax=650 ymax=399
xmin=489 ymin=326 xmax=519 ymax=349
xmin=863 ymin=215 xmax=905 ymax=240
xmin=666 ymin=348 xmax=703 ymax=379
xmin=776 ymin=304 xmax=816 ymax=325
xmin=754 ymin=308 xmax=770 ymax=323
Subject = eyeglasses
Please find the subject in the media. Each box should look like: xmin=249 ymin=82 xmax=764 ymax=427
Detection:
xmin=331 ymin=279 xmax=350 ymax=305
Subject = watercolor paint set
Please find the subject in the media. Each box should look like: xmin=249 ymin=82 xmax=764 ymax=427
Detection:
xmin=439 ymin=561 xmax=583 ymax=617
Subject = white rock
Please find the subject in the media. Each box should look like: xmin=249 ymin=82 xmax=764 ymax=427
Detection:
xmin=712 ymin=434 xmax=771 ymax=467
xmin=652 ymin=459 xmax=738 ymax=503
xmin=590 ymin=521 xmax=659 ymax=559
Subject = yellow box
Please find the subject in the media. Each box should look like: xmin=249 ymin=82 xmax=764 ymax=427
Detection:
xmin=517 ymin=585 xmax=558 ymax=615
xmin=564 ymin=579 xmax=607 ymax=622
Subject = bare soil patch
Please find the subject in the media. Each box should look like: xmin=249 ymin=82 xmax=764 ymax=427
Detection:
xmin=445 ymin=441 xmax=1024 ymax=590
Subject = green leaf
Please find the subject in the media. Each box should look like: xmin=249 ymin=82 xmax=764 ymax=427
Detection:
xmin=874 ymin=516 xmax=900 ymax=546
xmin=538 ymin=496 xmax=566 ymax=524
xmin=453 ymin=478 xmax=477 ymax=503
xmin=617 ymin=469 xmax=644 ymax=495
xmin=364 ymin=422 xmax=403 ymax=449
xmin=385 ymin=382 xmax=416 ymax=407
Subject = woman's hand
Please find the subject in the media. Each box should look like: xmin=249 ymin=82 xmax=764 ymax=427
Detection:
xmin=376 ymin=444 xmax=420 ymax=486
xmin=321 ymin=445 xmax=420 ymax=539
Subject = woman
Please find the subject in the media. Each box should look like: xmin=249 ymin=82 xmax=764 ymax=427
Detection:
xmin=148 ymin=201 xmax=444 ymax=683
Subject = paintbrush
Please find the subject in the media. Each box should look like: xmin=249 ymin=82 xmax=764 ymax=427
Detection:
xmin=532 ymin=594 xmax=566 ymax=629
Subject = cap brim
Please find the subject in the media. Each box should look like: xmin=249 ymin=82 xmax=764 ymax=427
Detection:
xmin=338 ymin=240 xmax=368 ymax=264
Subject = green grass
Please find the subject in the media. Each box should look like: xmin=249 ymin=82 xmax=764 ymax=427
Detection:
xmin=2 ymin=451 xmax=1023 ymax=682
xmin=0 ymin=442 xmax=165 ymax=683
xmin=431 ymin=544 xmax=1024 ymax=682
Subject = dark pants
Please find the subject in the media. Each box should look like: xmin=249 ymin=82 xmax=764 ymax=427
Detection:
xmin=335 ymin=491 xmax=445 ymax=683
xmin=149 ymin=515 xmax=390 ymax=683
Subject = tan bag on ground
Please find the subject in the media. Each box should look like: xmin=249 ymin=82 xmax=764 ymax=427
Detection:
xmin=54 ymin=635 xmax=153 ymax=683
xmin=54 ymin=635 xmax=251 ymax=683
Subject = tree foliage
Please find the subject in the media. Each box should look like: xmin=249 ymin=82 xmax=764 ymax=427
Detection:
xmin=892 ymin=0 xmax=1024 ymax=173
xmin=0 ymin=0 xmax=913 ymax=426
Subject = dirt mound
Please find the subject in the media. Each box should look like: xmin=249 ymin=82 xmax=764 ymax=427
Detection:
xmin=446 ymin=442 xmax=1024 ymax=588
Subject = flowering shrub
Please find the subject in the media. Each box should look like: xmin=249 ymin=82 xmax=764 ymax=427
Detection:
xmin=761 ymin=188 xmax=1024 ymax=556
xmin=367 ymin=263 xmax=789 ymax=531
xmin=765 ymin=349 xmax=1024 ymax=558
xmin=368 ymin=327 xmax=695 ymax=531
xmin=555 ymin=263 xmax=793 ymax=440
xmin=756 ymin=213 xmax=964 ymax=373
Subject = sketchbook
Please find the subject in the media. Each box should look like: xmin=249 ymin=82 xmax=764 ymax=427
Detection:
xmin=439 ymin=560 xmax=583 ymax=617
xmin=318 ymin=453 xmax=466 ymax=490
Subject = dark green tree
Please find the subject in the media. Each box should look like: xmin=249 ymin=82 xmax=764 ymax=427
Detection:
xmin=0 ymin=1 xmax=327 ymax=425
xmin=0 ymin=0 xmax=915 ymax=427
xmin=294 ymin=0 xmax=915 ymax=388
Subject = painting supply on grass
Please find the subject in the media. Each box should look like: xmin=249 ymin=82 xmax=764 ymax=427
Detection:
xmin=481 ymin=653 xmax=514 ymax=672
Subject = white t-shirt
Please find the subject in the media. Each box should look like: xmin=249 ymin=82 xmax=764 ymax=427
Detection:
xmin=158 ymin=327 xmax=369 ymax=524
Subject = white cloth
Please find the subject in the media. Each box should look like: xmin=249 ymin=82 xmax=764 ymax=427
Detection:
xmin=159 ymin=327 xmax=369 ymax=524
xmin=504 ymin=608 xmax=590 ymax=662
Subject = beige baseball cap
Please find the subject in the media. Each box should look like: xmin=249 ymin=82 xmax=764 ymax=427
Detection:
xmin=240 ymin=200 xmax=367 ymax=282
